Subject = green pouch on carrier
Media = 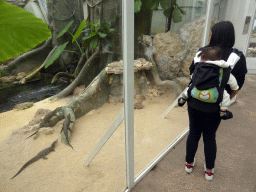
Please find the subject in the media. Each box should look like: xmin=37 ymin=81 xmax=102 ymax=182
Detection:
xmin=188 ymin=63 xmax=227 ymax=104
xmin=190 ymin=87 xmax=219 ymax=103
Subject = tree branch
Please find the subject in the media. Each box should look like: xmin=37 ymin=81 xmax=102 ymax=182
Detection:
xmin=50 ymin=49 xmax=100 ymax=99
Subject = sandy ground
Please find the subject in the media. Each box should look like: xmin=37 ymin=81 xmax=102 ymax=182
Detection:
xmin=0 ymin=92 xmax=188 ymax=192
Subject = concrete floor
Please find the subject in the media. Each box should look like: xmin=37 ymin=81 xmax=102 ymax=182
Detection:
xmin=130 ymin=74 xmax=256 ymax=192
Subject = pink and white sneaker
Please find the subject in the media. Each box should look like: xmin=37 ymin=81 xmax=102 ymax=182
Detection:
xmin=204 ymin=164 xmax=214 ymax=180
xmin=185 ymin=158 xmax=196 ymax=173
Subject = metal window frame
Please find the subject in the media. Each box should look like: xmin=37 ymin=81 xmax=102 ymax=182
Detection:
xmin=123 ymin=0 xmax=214 ymax=191
xmin=203 ymin=0 xmax=214 ymax=46
xmin=122 ymin=0 xmax=135 ymax=190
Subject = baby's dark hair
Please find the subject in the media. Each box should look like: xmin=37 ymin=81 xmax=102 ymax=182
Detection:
xmin=199 ymin=46 xmax=222 ymax=61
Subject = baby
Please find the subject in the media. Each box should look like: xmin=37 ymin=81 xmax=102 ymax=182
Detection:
xmin=178 ymin=47 xmax=239 ymax=120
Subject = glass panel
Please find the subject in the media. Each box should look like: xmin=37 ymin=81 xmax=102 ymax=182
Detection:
xmin=247 ymin=16 xmax=256 ymax=57
xmin=0 ymin=0 xmax=126 ymax=191
xmin=134 ymin=0 xmax=208 ymax=178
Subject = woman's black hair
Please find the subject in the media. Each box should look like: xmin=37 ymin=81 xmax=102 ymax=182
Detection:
xmin=209 ymin=21 xmax=235 ymax=48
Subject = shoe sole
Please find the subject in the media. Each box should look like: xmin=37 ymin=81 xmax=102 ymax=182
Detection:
xmin=185 ymin=158 xmax=196 ymax=173
xmin=204 ymin=164 xmax=214 ymax=180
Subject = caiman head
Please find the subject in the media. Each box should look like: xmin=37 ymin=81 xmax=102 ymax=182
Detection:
xmin=51 ymin=139 xmax=58 ymax=148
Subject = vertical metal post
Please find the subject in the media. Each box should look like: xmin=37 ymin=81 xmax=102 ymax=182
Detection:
xmin=202 ymin=0 xmax=214 ymax=46
xmin=122 ymin=0 xmax=135 ymax=189
xmin=191 ymin=0 xmax=197 ymax=21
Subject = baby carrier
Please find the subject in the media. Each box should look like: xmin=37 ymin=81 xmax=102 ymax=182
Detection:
xmin=187 ymin=48 xmax=242 ymax=104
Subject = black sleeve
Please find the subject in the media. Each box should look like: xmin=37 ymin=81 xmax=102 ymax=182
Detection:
xmin=225 ymin=53 xmax=247 ymax=94
xmin=231 ymin=54 xmax=247 ymax=89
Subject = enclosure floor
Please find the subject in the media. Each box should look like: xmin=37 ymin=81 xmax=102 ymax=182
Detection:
xmin=131 ymin=75 xmax=256 ymax=192
xmin=0 ymin=90 xmax=189 ymax=192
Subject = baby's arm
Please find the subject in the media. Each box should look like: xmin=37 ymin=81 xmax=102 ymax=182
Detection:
xmin=220 ymin=90 xmax=233 ymax=120
xmin=227 ymin=74 xmax=239 ymax=99
xmin=178 ymin=87 xmax=189 ymax=107
xmin=182 ymin=87 xmax=189 ymax=100
xmin=220 ymin=90 xmax=231 ymax=110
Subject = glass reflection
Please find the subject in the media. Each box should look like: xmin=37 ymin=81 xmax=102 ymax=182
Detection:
xmin=247 ymin=16 xmax=256 ymax=57
xmin=134 ymin=0 xmax=208 ymax=178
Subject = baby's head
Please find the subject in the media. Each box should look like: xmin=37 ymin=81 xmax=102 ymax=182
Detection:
xmin=199 ymin=46 xmax=222 ymax=62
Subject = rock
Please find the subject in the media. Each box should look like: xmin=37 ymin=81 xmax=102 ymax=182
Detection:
xmin=147 ymin=86 xmax=169 ymax=97
xmin=11 ymin=129 xmax=22 ymax=135
xmin=29 ymin=124 xmax=40 ymax=132
xmin=177 ymin=16 xmax=218 ymax=77
xmin=0 ymin=76 xmax=16 ymax=83
xmin=153 ymin=31 xmax=187 ymax=80
xmin=134 ymin=72 xmax=149 ymax=96
xmin=11 ymin=123 xmax=39 ymax=136
xmin=142 ymin=35 xmax=154 ymax=46
xmin=73 ymin=85 xmax=86 ymax=95
xmin=34 ymin=108 xmax=52 ymax=118
xmin=178 ymin=16 xmax=206 ymax=49
xmin=38 ymin=127 xmax=54 ymax=135
xmin=110 ymin=83 xmax=123 ymax=98
xmin=11 ymin=127 xmax=28 ymax=135
xmin=108 ymin=71 xmax=150 ymax=104
xmin=109 ymin=74 xmax=124 ymax=102
xmin=175 ymin=77 xmax=191 ymax=91
xmin=13 ymin=102 xmax=34 ymax=110
xmin=28 ymin=117 xmax=42 ymax=126
xmin=178 ymin=49 xmax=195 ymax=77
xmin=247 ymin=48 xmax=256 ymax=57
xmin=32 ymin=134 xmax=38 ymax=139
xmin=105 ymin=58 xmax=153 ymax=74
xmin=108 ymin=96 xmax=123 ymax=105
xmin=147 ymin=88 xmax=159 ymax=97
xmin=134 ymin=94 xmax=145 ymax=109
xmin=86 ymin=110 xmax=96 ymax=116
xmin=135 ymin=94 xmax=146 ymax=103
xmin=15 ymin=72 xmax=26 ymax=80
xmin=134 ymin=103 xmax=144 ymax=109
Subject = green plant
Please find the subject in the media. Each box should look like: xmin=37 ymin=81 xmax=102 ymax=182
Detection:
xmin=134 ymin=0 xmax=186 ymax=23
xmin=82 ymin=20 xmax=115 ymax=49
xmin=0 ymin=0 xmax=51 ymax=62
xmin=44 ymin=19 xmax=114 ymax=69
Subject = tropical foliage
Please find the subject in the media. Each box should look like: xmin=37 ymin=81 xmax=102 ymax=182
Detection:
xmin=45 ymin=19 xmax=114 ymax=69
xmin=0 ymin=0 xmax=51 ymax=62
xmin=82 ymin=20 xmax=115 ymax=49
xmin=134 ymin=0 xmax=186 ymax=23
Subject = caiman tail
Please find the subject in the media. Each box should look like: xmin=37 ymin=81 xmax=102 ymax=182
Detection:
xmin=10 ymin=156 xmax=38 ymax=180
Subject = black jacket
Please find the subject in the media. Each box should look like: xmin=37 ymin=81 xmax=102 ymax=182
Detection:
xmin=188 ymin=46 xmax=247 ymax=113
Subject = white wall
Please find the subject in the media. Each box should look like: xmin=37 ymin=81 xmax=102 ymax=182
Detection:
xmin=224 ymin=0 xmax=256 ymax=53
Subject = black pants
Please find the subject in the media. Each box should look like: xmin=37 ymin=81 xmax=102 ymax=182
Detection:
xmin=186 ymin=105 xmax=221 ymax=169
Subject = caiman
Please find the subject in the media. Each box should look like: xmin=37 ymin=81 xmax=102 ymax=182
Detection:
xmin=61 ymin=113 xmax=74 ymax=150
xmin=26 ymin=107 xmax=61 ymax=139
xmin=11 ymin=139 xmax=58 ymax=179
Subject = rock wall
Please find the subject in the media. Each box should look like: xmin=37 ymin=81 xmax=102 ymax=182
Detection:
xmin=106 ymin=58 xmax=153 ymax=105
xmin=153 ymin=31 xmax=187 ymax=80
xmin=146 ymin=15 xmax=218 ymax=79
xmin=247 ymin=48 xmax=256 ymax=57
xmin=177 ymin=16 xmax=218 ymax=77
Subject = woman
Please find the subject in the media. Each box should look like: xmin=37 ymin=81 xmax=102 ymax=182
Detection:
xmin=184 ymin=21 xmax=247 ymax=180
